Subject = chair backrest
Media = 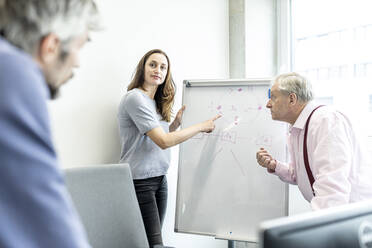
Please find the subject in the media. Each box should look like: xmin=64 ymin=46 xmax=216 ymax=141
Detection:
xmin=64 ymin=164 xmax=149 ymax=248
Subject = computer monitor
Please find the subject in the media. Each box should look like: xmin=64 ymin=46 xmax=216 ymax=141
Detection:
xmin=259 ymin=200 xmax=372 ymax=248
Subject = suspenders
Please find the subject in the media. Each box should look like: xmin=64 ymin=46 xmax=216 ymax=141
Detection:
xmin=303 ymin=105 xmax=325 ymax=196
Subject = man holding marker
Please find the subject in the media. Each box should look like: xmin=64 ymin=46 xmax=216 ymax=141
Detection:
xmin=256 ymin=72 xmax=372 ymax=210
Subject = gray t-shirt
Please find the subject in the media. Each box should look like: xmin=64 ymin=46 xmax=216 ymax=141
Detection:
xmin=118 ymin=88 xmax=170 ymax=179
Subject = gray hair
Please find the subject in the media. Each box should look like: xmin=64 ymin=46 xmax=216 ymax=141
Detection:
xmin=274 ymin=72 xmax=314 ymax=102
xmin=0 ymin=0 xmax=101 ymax=54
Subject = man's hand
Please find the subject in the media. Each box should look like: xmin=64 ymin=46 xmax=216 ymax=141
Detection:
xmin=256 ymin=148 xmax=277 ymax=172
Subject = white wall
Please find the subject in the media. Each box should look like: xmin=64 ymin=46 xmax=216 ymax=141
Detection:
xmin=245 ymin=0 xmax=277 ymax=78
xmin=49 ymin=0 xmax=229 ymax=247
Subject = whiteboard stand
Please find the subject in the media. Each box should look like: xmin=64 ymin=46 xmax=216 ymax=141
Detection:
xmin=175 ymin=79 xmax=288 ymax=243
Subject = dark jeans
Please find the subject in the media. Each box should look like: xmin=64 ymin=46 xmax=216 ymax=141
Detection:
xmin=133 ymin=175 xmax=168 ymax=248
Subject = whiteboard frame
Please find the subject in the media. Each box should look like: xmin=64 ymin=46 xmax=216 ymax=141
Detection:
xmin=183 ymin=78 xmax=273 ymax=88
xmin=175 ymin=78 xmax=289 ymax=241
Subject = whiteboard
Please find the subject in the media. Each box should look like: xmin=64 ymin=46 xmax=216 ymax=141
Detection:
xmin=175 ymin=79 xmax=288 ymax=242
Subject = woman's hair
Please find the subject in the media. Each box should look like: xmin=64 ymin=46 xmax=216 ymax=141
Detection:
xmin=274 ymin=72 xmax=314 ymax=102
xmin=127 ymin=49 xmax=176 ymax=122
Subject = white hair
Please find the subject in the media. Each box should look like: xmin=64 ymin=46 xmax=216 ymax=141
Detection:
xmin=0 ymin=0 xmax=101 ymax=54
xmin=273 ymin=72 xmax=314 ymax=102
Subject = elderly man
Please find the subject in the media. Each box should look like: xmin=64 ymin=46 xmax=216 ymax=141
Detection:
xmin=256 ymin=72 xmax=372 ymax=210
xmin=0 ymin=1 xmax=100 ymax=247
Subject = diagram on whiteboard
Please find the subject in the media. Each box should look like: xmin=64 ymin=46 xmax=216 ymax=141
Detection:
xmin=191 ymin=86 xmax=273 ymax=147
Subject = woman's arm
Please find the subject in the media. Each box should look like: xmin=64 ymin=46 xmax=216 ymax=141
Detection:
xmin=147 ymin=114 xmax=221 ymax=149
xmin=169 ymin=105 xmax=185 ymax=132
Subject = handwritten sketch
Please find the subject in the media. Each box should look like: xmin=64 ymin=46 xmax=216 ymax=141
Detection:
xmin=221 ymin=131 xmax=236 ymax=144
xmin=207 ymin=86 xmax=265 ymax=128
xmin=230 ymin=149 xmax=245 ymax=176
xmin=255 ymin=135 xmax=273 ymax=147
xmin=190 ymin=85 xmax=269 ymax=144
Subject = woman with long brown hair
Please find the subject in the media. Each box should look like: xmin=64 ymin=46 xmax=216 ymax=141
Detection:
xmin=118 ymin=49 xmax=220 ymax=247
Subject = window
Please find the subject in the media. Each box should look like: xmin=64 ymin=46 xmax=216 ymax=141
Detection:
xmin=290 ymin=0 xmax=372 ymax=151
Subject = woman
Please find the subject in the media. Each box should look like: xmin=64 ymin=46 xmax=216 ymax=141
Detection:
xmin=118 ymin=49 xmax=220 ymax=247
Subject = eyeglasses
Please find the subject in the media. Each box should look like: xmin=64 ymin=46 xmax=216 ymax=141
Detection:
xmin=268 ymin=88 xmax=271 ymax=99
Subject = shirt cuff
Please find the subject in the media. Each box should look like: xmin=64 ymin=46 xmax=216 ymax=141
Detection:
xmin=273 ymin=160 xmax=287 ymax=176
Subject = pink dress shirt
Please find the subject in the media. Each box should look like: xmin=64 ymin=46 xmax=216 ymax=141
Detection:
xmin=274 ymin=101 xmax=372 ymax=210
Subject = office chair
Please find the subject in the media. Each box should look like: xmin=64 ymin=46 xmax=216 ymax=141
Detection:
xmin=64 ymin=164 xmax=149 ymax=248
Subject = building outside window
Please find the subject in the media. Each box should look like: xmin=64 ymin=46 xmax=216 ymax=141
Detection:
xmin=291 ymin=0 xmax=372 ymax=151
